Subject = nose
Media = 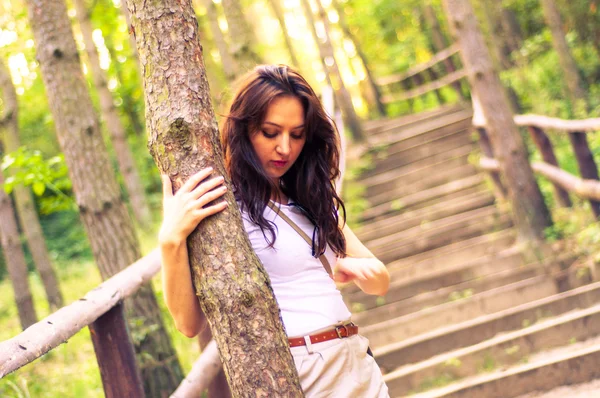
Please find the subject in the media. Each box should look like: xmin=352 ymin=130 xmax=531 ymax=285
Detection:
xmin=276 ymin=134 xmax=291 ymax=157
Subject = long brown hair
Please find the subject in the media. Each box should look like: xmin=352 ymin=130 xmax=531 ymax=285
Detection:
xmin=221 ymin=64 xmax=347 ymax=257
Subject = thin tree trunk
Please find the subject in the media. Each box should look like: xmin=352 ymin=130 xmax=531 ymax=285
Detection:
xmin=540 ymin=0 xmax=587 ymax=111
xmin=25 ymin=1 xmax=184 ymax=396
xmin=0 ymin=172 xmax=38 ymax=330
xmin=198 ymin=327 xmax=231 ymax=397
xmin=125 ymin=0 xmax=304 ymax=394
xmin=442 ymin=0 xmax=552 ymax=243
xmin=330 ymin=0 xmax=386 ymax=117
xmin=301 ymin=0 xmax=364 ymax=142
xmin=220 ymin=0 xmax=263 ymax=73
xmin=74 ymin=0 xmax=151 ymax=226
xmin=268 ymin=0 xmax=300 ymax=68
xmin=0 ymin=59 xmax=64 ymax=311
xmin=103 ymin=35 xmax=145 ymax=137
xmin=198 ymin=0 xmax=239 ymax=81
xmin=422 ymin=4 xmax=465 ymax=99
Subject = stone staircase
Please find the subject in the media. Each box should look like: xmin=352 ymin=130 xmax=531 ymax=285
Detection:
xmin=345 ymin=105 xmax=600 ymax=397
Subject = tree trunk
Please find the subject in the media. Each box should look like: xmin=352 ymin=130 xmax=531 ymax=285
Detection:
xmin=25 ymin=1 xmax=184 ymax=396
xmin=74 ymin=0 xmax=151 ymax=227
xmin=540 ymin=0 xmax=587 ymax=112
xmin=0 ymin=58 xmax=64 ymax=311
xmin=198 ymin=0 xmax=239 ymax=81
xmin=125 ymin=0 xmax=304 ymax=395
xmin=301 ymin=0 xmax=364 ymax=142
xmin=220 ymin=0 xmax=263 ymax=73
xmin=0 ymin=171 xmax=38 ymax=330
xmin=442 ymin=0 xmax=552 ymax=242
xmin=422 ymin=4 xmax=465 ymax=99
xmin=330 ymin=0 xmax=386 ymax=117
xmin=267 ymin=0 xmax=300 ymax=69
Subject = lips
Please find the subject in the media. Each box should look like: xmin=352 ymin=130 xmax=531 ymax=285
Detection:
xmin=271 ymin=160 xmax=288 ymax=168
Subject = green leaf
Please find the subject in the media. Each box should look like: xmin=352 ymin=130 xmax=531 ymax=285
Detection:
xmin=33 ymin=181 xmax=46 ymax=196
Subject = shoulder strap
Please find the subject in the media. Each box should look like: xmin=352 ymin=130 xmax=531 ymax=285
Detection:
xmin=267 ymin=201 xmax=333 ymax=277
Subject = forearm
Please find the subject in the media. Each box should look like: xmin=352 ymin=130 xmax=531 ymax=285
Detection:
xmin=160 ymin=237 xmax=206 ymax=337
xmin=353 ymin=258 xmax=390 ymax=296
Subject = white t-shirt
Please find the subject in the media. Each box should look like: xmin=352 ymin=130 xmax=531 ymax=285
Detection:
xmin=240 ymin=201 xmax=352 ymax=337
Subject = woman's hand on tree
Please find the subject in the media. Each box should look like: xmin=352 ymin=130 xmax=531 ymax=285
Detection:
xmin=158 ymin=167 xmax=228 ymax=245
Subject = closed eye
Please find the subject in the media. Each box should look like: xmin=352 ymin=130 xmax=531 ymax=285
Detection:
xmin=261 ymin=130 xmax=278 ymax=139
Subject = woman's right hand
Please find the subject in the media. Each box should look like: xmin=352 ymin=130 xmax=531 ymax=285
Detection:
xmin=158 ymin=167 xmax=228 ymax=245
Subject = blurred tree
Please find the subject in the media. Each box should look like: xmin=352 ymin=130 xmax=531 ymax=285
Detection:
xmin=267 ymin=0 xmax=300 ymax=68
xmin=24 ymin=0 xmax=184 ymax=395
xmin=330 ymin=0 xmax=386 ymax=117
xmin=0 ymin=170 xmax=38 ymax=329
xmin=302 ymin=0 xmax=364 ymax=141
xmin=443 ymin=0 xmax=552 ymax=243
xmin=198 ymin=0 xmax=240 ymax=81
xmin=540 ymin=0 xmax=587 ymax=112
xmin=221 ymin=0 xmax=264 ymax=73
xmin=74 ymin=0 xmax=151 ymax=226
xmin=0 ymin=58 xmax=64 ymax=311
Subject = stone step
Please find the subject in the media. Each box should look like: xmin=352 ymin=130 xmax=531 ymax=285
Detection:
xmin=386 ymin=302 xmax=600 ymax=396
xmin=410 ymin=335 xmax=600 ymax=398
xmin=363 ymin=105 xmax=465 ymax=135
xmin=368 ymin=163 xmax=479 ymax=208
xmin=364 ymin=274 xmax=559 ymax=349
xmin=368 ymin=109 xmax=472 ymax=148
xmin=371 ymin=207 xmax=513 ymax=264
xmin=364 ymin=125 xmax=473 ymax=178
xmin=362 ymin=174 xmax=486 ymax=222
xmin=345 ymin=244 xmax=523 ymax=311
xmin=357 ymin=190 xmax=495 ymax=244
xmin=353 ymin=251 xmax=535 ymax=326
xmin=365 ymin=143 xmax=475 ymax=196
xmin=372 ymin=279 xmax=600 ymax=374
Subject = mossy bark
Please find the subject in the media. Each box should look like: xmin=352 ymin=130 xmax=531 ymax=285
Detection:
xmin=25 ymin=0 xmax=184 ymax=396
xmin=125 ymin=0 xmax=304 ymax=396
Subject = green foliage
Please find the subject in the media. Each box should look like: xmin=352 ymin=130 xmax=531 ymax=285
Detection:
xmin=1 ymin=147 xmax=75 ymax=214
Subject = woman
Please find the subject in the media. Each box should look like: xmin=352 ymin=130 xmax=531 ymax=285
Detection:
xmin=160 ymin=65 xmax=390 ymax=396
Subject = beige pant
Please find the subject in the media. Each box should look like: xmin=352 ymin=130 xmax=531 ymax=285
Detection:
xmin=290 ymin=334 xmax=389 ymax=397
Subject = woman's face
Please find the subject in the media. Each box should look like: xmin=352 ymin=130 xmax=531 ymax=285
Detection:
xmin=250 ymin=95 xmax=306 ymax=182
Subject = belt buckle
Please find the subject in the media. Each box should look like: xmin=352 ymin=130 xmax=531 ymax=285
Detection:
xmin=335 ymin=324 xmax=348 ymax=339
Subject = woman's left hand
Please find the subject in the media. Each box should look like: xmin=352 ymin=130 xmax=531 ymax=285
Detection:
xmin=333 ymin=257 xmax=390 ymax=296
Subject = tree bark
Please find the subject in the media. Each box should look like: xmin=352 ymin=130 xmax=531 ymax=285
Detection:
xmin=0 ymin=165 xmax=38 ymax=330
xmin=302 ymin=0 xmax=364 ymax=142
xmin=125 ymin=0 xmax=304 ymax=395
xmin=220 ymin=0 xmax=263 ymax=73
xmin=443 ymin=0 xmax=552 ymax=242
xmin=74 ymin=0 xmax=151 ymax=227
xmin=540 ymin=0 xmax=587 ymax=112
xmin=267 ymin=0 xmax=300 ymax=69
xmin=198 ymin=0 xmax=239 ymax=81
xmin=25 ymin=1 xmax=184 ymax=396
xmin=197 ymin=327 xmax=231 ymax=397
xmin=0 ymin=58 xmax=64 ymax=311
xmin=330 ymin=0 xmax=386 ymax=117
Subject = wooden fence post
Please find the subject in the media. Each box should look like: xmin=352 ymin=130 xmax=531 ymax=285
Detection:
xmin=568 ymin=132 xmax=600 ymax=217
xmin=527 ymin=126 xmax=572 ymax=208
xmin=89 ymin=303 xmax=144 ymax=398
xmin=476 ymin=127 xmax=507 ymax=200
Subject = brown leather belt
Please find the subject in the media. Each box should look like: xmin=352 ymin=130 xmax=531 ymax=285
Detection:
xmin=288 ymin=323 xmax=359 ymax=348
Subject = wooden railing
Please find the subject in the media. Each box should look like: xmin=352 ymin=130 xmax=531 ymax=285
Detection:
xmin=472 ymin=97 xmax=600 ymax=219
xmin=375 ymin=44 xmax=467 ymax=107
xmin=0 ymin=250 xmax=161 ymax=396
